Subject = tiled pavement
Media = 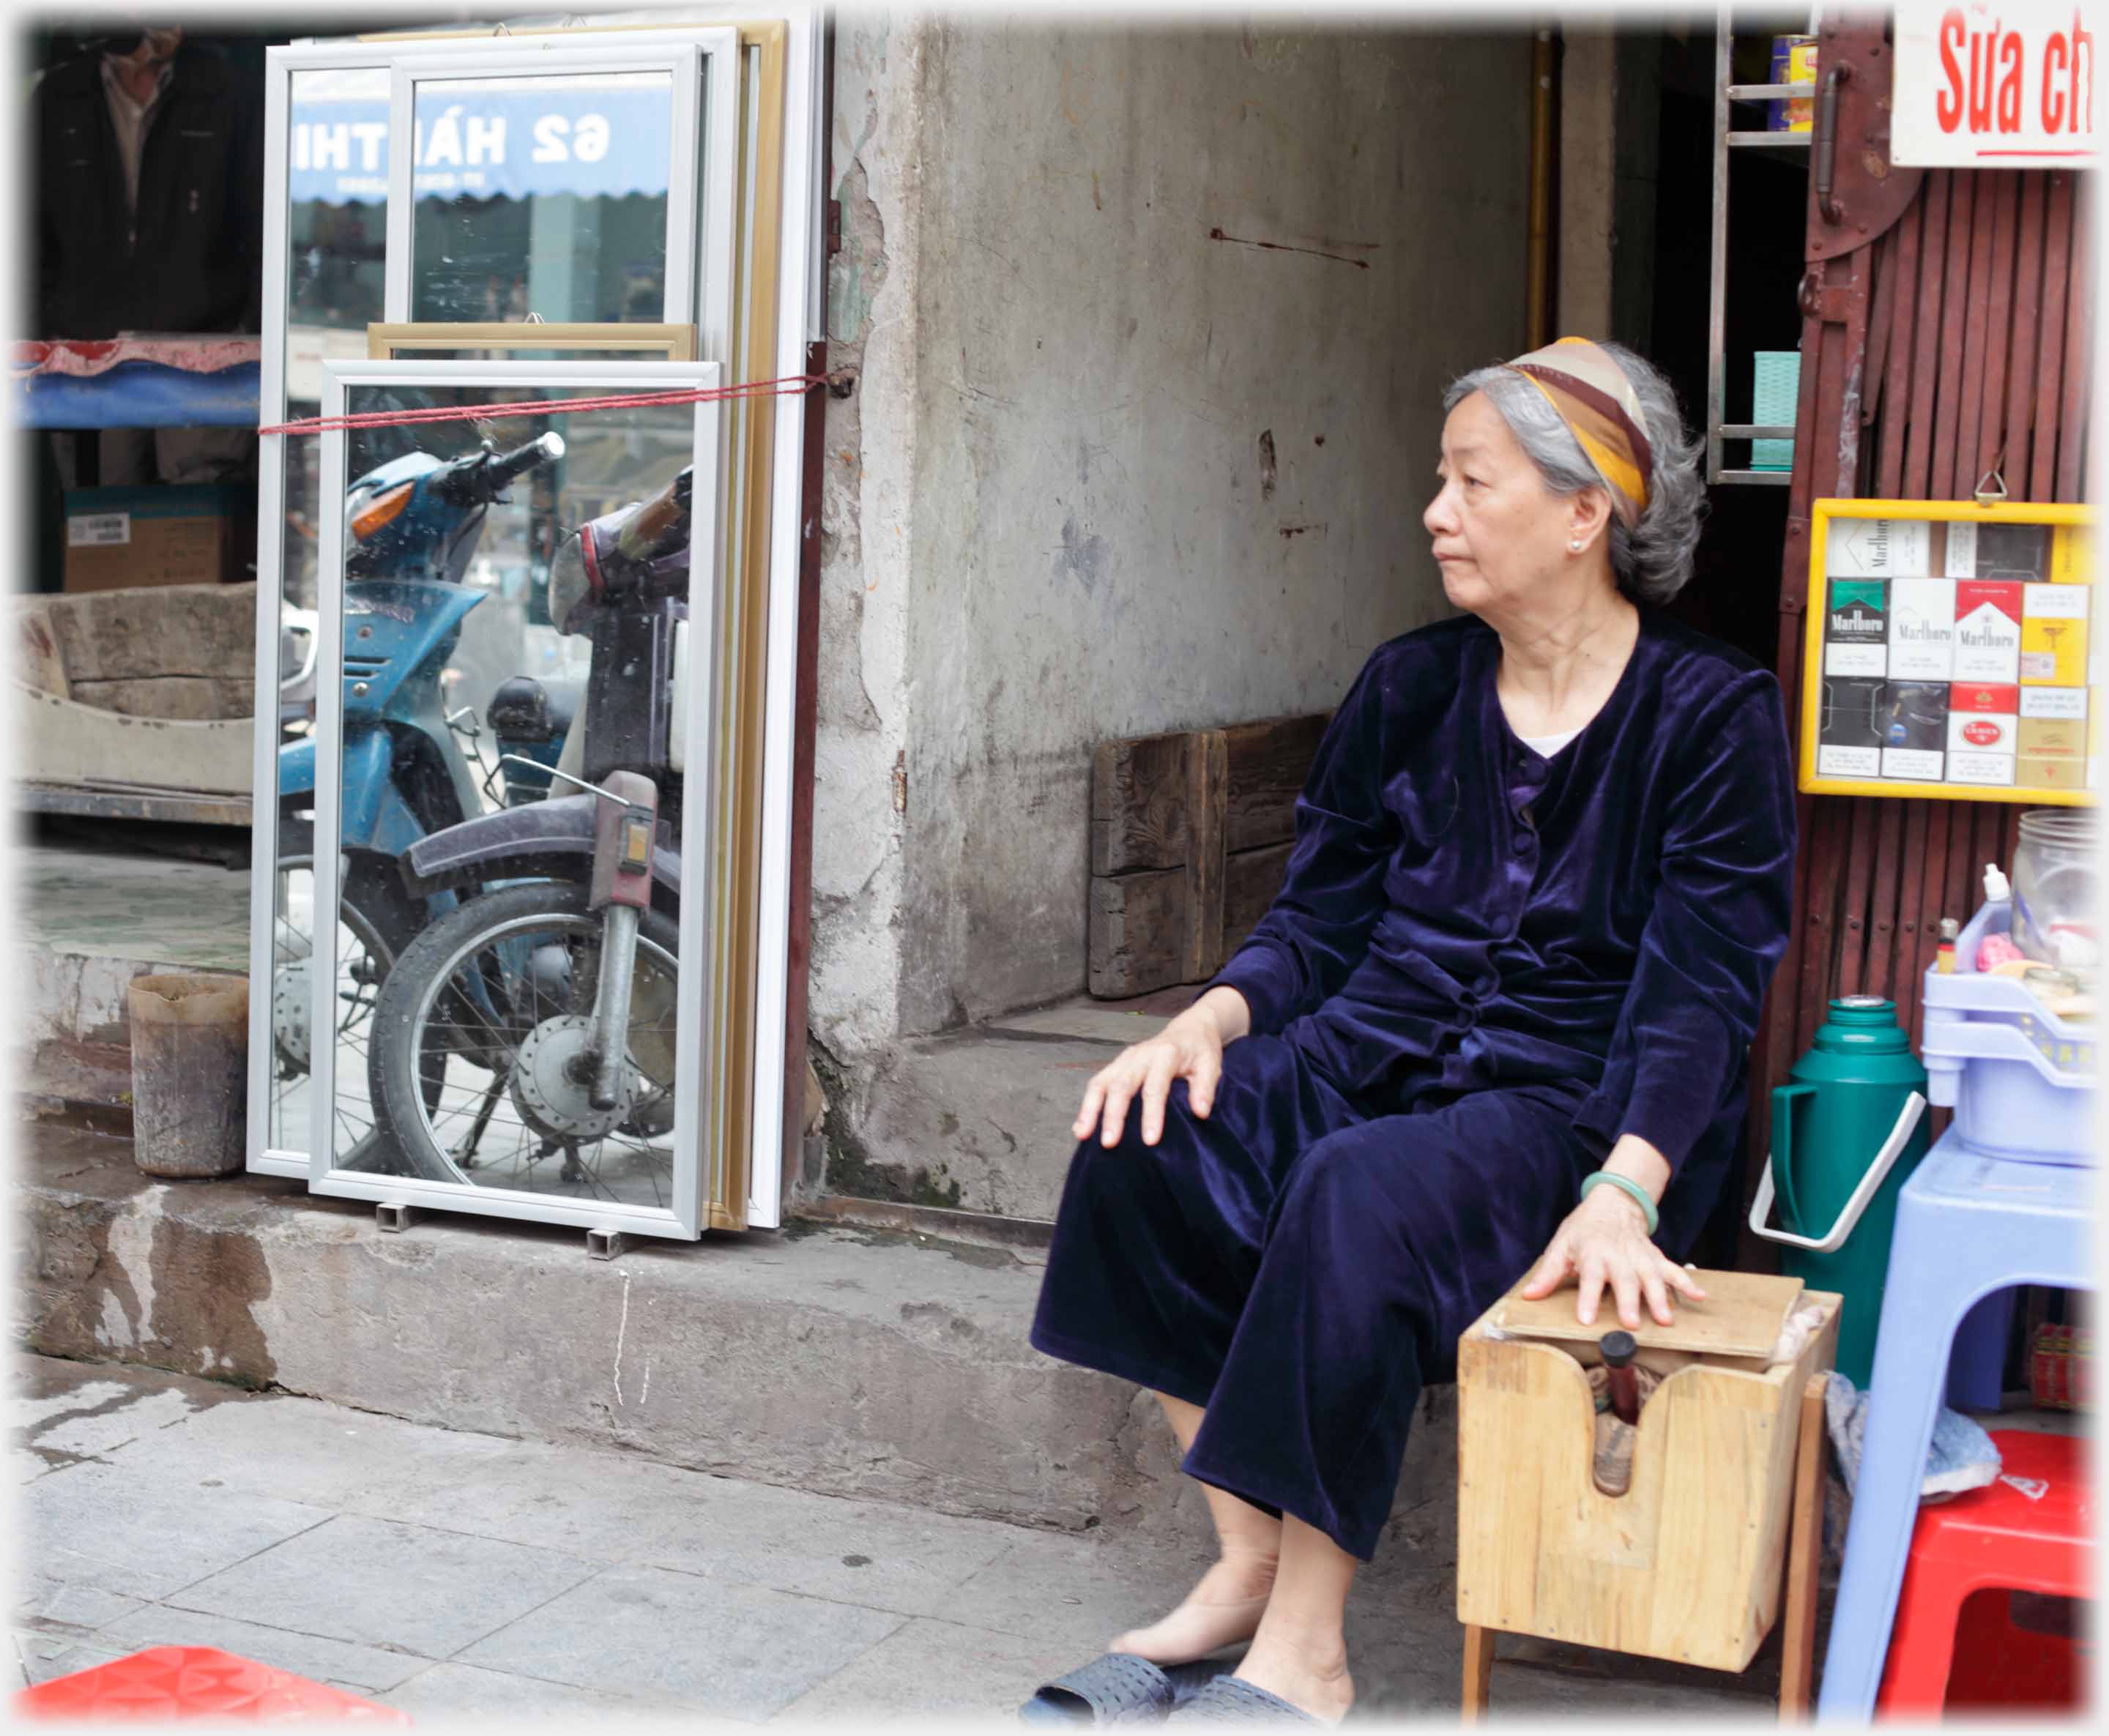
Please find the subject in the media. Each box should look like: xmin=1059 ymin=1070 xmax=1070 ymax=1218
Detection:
xmin=12 ymin=1354 xmax=1777 ymax=1726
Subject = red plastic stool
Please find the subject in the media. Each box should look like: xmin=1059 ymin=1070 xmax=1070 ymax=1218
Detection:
xmin=1877 ymin=1429 xmax=2094 ymax=1716
xmin=15 ymin=1647 xmax=410 ymax=1721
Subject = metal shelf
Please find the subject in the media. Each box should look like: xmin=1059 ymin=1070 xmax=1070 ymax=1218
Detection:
xmin=1708 ymin=8 xmax=1813 ymax=488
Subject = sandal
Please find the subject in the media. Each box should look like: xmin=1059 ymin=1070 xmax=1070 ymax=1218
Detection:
xmin=1166 ymin=1675 xmax=1320 ymax=1724
xmin=1019 ymin=1653 xmax=1238 ymax=1725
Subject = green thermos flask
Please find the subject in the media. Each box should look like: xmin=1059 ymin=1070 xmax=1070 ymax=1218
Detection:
xmin=1752 ymin=996 xmax=1930 ymax=1387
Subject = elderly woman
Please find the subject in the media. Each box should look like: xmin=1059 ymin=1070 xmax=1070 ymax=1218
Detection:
xmin=1021 ymin=340 xmax=1796 ymax=1726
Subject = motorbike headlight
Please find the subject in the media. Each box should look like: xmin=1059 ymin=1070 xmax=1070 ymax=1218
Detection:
xmin=548 ymin=533 xmax=592 ymax=635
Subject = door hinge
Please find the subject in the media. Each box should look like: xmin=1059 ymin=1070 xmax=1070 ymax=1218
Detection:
xmin=827 ymin=198 xmax=844 ymax=256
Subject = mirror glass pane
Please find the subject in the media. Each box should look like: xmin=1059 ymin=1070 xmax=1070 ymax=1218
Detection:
xmin=272 ymin=65 xmax=391 ymax=1156
xmin=329 ymin=382 xmax=698 ymax=1211
xmin=409 ymin=72 xmax=676 ymax=324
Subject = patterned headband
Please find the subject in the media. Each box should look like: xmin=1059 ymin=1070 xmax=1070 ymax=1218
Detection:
xmin=1500 ymin=337 xmax=1655 ymax=529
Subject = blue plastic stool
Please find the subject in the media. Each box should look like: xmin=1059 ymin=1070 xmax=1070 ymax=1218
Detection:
xmin=1815 ymin=1129 xmax=2094 ymax=1720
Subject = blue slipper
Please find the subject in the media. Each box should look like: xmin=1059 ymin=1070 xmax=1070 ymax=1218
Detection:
xmin=1166 ymin=1674 xmax=1321 ymax=1724
xmin=1020 ymin=1653 xmax=1238 ymax=1725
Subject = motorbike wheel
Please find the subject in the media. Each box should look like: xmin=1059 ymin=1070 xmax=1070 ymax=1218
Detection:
xmin=367 ymin=882 xmax=682 ymax=1200
xmin=272 ymin=821 xmax=435 ymax=1161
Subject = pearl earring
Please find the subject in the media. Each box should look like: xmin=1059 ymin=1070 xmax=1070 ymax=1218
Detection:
xmin=1569 ymin=539 xmax=1582 ymax=552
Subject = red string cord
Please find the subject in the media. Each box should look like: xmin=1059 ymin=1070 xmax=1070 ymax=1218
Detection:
xmin=258 ymin=372 xmax=835 ymax=438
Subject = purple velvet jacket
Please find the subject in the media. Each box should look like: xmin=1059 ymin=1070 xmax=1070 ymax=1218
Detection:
xmin=1208 ymin=607 xmax=1798 ymax=1253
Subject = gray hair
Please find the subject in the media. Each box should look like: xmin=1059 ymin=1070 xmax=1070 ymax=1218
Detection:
xmin=1443 ymin=342 xmax=1706 ymax=605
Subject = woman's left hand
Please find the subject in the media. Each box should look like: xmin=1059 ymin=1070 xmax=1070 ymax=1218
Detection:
xmin=1516 ymin=1183 xmax=1706 ymax=1330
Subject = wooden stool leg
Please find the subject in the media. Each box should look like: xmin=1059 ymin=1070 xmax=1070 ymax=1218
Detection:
xmin=1779 ymin=1373 xmax=1829 ymax=1721
xmin=1462 ymin=1622 xmax=1495 ymax=1722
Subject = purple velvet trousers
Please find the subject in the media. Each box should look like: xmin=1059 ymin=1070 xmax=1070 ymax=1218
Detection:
xmin=1030 ymin=1029 xmax=1598 ymax=1561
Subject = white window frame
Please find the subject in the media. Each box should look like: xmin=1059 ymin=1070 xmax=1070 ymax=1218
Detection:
xmin=383 ymin=43 xmax=710 ymax=335
xmin=249 ymin=29 xmax=743 ymax=1185
xmin=308 ymin=359 xmax=725 ymax=1241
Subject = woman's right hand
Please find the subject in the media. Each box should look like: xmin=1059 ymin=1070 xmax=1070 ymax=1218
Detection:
xmin=1074 ymin=986 xmax=1249 ymax=1149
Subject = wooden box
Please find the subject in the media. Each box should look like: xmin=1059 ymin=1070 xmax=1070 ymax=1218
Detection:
xmin=1455 ymin=1283 xmax=1842 ymax=1674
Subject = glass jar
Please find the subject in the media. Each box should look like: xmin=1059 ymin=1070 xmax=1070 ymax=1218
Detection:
xmin=2011 ymin=809 xmax=2099 ymax=969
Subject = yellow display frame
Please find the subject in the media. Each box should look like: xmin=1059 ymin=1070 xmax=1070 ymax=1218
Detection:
xmin=1800 ymin=497 xmax=2097 ymax=807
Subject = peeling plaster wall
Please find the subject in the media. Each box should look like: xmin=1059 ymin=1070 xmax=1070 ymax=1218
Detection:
xmin=816 ymin=17 xmax=1533 ymax=1055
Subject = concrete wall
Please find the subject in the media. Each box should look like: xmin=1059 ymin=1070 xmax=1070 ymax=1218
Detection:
xmin=814 ymin=15 xmax=1536 ymax=1065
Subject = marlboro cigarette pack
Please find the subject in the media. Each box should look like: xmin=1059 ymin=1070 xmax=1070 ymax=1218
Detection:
xmin=2021 ymin=582 xmax=2090 ymax=685
xmin=1823 ymin=578 xmax=1889 ymax=677
xmin=1953 ymin=581 xmax=2023 ymax=682
xmin=1888 ymin=578 xmax=1956 ymax=680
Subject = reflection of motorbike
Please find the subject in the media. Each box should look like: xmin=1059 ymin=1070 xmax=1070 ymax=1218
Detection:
xmin=364 ymin=469 xmax=694 ymax=1196
xmin=270 ymin=431 xmax=567 ymax=1150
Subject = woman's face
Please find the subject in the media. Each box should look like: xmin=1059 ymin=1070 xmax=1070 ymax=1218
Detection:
xmin=1424 ymin=390 xmax=1600 ymax=618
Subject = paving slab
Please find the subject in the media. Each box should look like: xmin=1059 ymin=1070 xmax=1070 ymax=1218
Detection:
xmin=455 ymin=1564 xmax=905 ymax=1718
xmin=379 ymin=1661 xmax=732 ymax=1724
xmin=770 ymin=1614 xmax=1086 ymax=1724
xmin=11 ymin=1353 xmax=1771 ymax=1724
xmin=19 ymin=1459 xmax=336 ymax=1603
xmin=167 ymin=1513 xmax=603 ymax=1658
xmin=92 ymin=1603 xmax=435 ymax=1696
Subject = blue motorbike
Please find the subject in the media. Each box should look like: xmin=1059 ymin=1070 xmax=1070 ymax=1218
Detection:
xmin=270 ymin=429 xmax=570 ymax=1158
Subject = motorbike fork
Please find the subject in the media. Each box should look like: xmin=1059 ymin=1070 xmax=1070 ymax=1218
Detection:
xmin=586 ymin=770 xmax=660 ymax=1111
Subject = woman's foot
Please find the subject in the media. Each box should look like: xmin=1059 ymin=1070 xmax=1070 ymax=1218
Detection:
xmin=1111 ymin=1550 xmax=1277 ymax=1664
xmin=1230 ymin=1630 xmax=1354 ymax=1726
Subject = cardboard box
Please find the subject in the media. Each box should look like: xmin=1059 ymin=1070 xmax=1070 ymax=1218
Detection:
xmin=1889 ymin=578 xmax=1957 ymax=679
xmin=62 ymin=485 xmax=256 ymax=595
xmin=2020 ymin=581 xmax=2089 ymax=685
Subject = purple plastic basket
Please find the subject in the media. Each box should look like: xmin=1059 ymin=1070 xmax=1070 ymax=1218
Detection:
xmin=1921 ymin=898 xmax=2097 ymax=1164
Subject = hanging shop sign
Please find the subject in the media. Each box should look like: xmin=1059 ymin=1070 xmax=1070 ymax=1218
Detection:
xmin=1801 ymin=499 xmax=2098 ymax=805
xmin=289 ymin=84 xmax=674 ymax=204
xmin=1892 ymin=4 xmax=2097 ymax=168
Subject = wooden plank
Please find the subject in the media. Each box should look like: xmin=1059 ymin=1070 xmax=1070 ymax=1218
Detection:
xmin=1224 ymin=841 xmax=1294 ymax=955
xmin=1973 ymin=173 xmax=2020 ymax=491
xmin=1835 ymin=799 xmax=1881 ymax=999
xmin=1460 ymin=1625 xmax=1494 ymax=1723
xmin=1087 ymin=868 xmax=1186 ymax=999
xmin=1863 ymin=799 xmax=1908 ymax=1005
xmin=2003 ymin=175 xmax=2048 ymax=499
xmin=1905 ymin=804 xmax=1954 ymax=1052
xmin=1942 ymin=795 xmax=1979 ymax=929
xmin=1889 ymin=800 xmax=1931 ymax=1037
xmin=1222 ymin=712 xmax=1329 ymax=853
xmin=15 ymin=602 xmax=70 ymax=699
xmin=1090 ymin=731 xmax=1189 ymax=876
xmin=2054 ymin=184 xmax=2093 ymax=503
xmin=1877 ymin=195 xmax=1924 ymax=501
xmin=1777 ymin=1373 xmax=1831 ymax=1721
xmin=1183 ymin=729 xmax=1228 ymax=981
xmin=1930 ymin=174 xmax=1977 ymax=500
xmin=1862 ymin=225 xmax=1899 ymax=434
xmin=1796 ymin=799 xmax=1848 ymax=1057
xmin=1951 ymin=172 xmax=2000 ymax=498
xmin=1902 ymin=171 xmax=1951 ymax=499
xmin=1490 ymin=1267 xmax=1804 ymax=1359
xmin=2030 ymin=174 xmax=2075 ymax=504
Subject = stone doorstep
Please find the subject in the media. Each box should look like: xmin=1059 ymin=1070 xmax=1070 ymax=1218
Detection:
xmin=13 ymin=1124 xmax=1459 ymax=1568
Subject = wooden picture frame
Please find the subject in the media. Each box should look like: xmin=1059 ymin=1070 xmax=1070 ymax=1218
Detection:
xmin=367 ymin=322 xmax=699 ymax=360
xmin=1799 ymin=498 xmax=2097 ymax=808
